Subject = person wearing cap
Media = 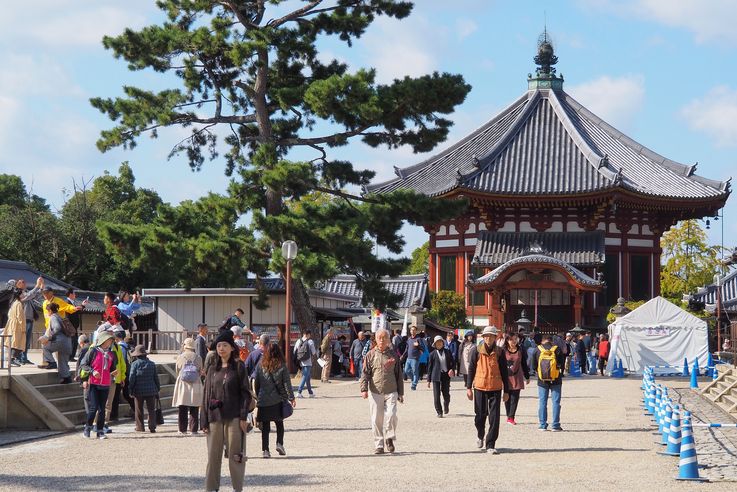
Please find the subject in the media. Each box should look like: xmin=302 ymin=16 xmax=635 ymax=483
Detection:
xmin=458 ymin=330 xmax=477 ymax=386
xmin=111 ymin=330 xmax=135 ymax=419
xmin=128 ymin=345 xmax=160 ymax=433
xmin=102 ymin=327 xmax=128 ymax=433
xmin=427 ymin=335 xmax=455 ymax=417
xmin=173 ymin=337 xmax=204 ymax=435
xmin=466 ymin=325 xmax=510 ymax=454
xmin=79 ymin=331 xmax=119 ymax=439
xmin=202 ymin=329 xmax=254 ymax=492
xmin=360 ymin=328 xmax=404 ymax=455
xmin=532 ymin=334 xmax=565 ymax=431
xmin=6 ymin=277 xmax=43 ymax=365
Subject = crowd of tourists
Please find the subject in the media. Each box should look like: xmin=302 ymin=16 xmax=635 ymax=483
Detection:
xmin=3 ymin=278 xmax=611 ymax=489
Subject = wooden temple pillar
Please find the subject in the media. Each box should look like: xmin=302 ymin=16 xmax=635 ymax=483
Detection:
xmin=488 ymin=288 xmax=505 ymax=328
xmin=573 ymin=289 xmax=583 ymax=326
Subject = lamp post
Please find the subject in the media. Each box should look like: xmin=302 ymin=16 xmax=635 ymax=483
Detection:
xmin=282 ymin=240 xmax=298 ymax=373
xmin=714 ymin=273 xmax=722 ymax=356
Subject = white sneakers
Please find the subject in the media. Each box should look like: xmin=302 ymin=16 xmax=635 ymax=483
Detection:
xmin=476 ymin=439 xmax=483 ymax=449
xmin=486 ymin=448 xmax=499 ymax=455
xmin=276 ymin=443 xmax=286 ymax=456
xmin=263 ymin=450 xmax=271 ymax=458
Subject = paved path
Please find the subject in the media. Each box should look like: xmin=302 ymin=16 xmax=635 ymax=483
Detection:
xmin=1 ymin=374 xmax=734 ymax=491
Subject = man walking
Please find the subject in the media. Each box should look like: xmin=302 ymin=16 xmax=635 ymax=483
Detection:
xmin=294 ymin=329 xmax=316 ymax=398
xmin=195 ymin=323 xmax=208 ymax=364
xmin=427 ymin=336 xmax=454 ymax=417
xmin=402 ymin=326 xmax=424 ymax=391
xmin=65 ymin=288 xmax=82 ymax=361
xmin=575 ymin=334 xmax=587 ymax=374
xmin=350 ymin=331 xmax=367 ymax=380
xmin=466 ymin=326 xmax=509 ymax=454
xmin=360 ymin=329 xmax=403 ymax=455
xmin=245 ymin=334 xmax=269 ymax=379
xmin=532 ymin=334 xmax=565 ymax=431
xmin=320 ymin=328 xmax=333 ymax=383
xmin=445 ymin=331 xmax=459 ymax=372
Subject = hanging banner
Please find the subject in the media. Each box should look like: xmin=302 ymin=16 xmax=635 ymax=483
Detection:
xmin=371 ymin=308 xmax=380 ymax=333
xmin=401 ymin=309 xmax=409 ymax=337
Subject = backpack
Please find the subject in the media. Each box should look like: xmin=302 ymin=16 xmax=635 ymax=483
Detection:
xmin=537 ymin=345 xmax=560 ymax=382
xmin=296 ymin=339 xmax=311 ymax=362
xmin=218 ymin=316 xmax=235 ymax=332
xmin=119 ymin=312 xmax=132 ymax=332
xmin=180 ymin=359 xmax=199 ymax=383
xmin=60 ymin=317 xmax=77 ymax=337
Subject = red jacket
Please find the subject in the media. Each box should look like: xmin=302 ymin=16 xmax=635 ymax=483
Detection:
xmin=598 ymin=340 xmax=610 ymax=358
xmin=103 ymin=304 xmax=122 ymax=325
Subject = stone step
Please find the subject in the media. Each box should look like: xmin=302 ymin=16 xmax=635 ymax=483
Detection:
xmin=61 ymin=387 xmax=176 ymax=426
xmin=720 ymin=393 xmax=737 ymax=408
xmin=36 ymin=382 xmax=85 ymax=400
xmin=22 ymin=371 xmax=65 ymax=386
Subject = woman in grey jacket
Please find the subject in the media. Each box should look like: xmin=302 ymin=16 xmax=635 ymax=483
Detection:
xmin=254 ymin=343 xmax=296 ymax=458
xmin=41 ymin=303 xmax=72 ymax=384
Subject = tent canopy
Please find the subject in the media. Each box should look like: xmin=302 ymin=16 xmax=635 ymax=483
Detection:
xmin=606 ymin=296 xmax=708 ymax=375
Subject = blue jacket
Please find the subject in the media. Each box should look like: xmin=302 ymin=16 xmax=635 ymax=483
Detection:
xmin=403 ymin=336 xmax=425 ymax=360
xmin=129 ymin=358 xmax=160 ymax=397
xmin=245 ymin=347 xmax=264 ymax=379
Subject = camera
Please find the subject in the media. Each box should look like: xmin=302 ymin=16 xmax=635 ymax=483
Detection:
xmin=208 ymin=399 xmax=223 ymax=410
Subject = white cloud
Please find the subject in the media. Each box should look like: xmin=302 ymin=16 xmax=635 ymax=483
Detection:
xmin=455 ymin=18 xmax=478 ymax=40
xmin=567 ymin=75 xmax=645 ymax=130
xmin=360 ymin=15 xmax=441 ymax=83
xmin=0 ymin=1 xmax=152 ymax=48
xmin=0 ymin=54 xmax=83 ymax=97
xmin=681 ymin=86 xmax=737 ymax=147
xmin=578 ymin=0 xmax=737 ymax=44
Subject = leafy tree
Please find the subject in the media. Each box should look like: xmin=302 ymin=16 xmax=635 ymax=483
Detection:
xmin=660 ymin=220 xmax=721 ymax=299
xmin=91 ymin=1 xmax=470 ymax=320
xmin=428 ymin=290 xmax=467 ymax=329
xmin=404 ymin=241 xmax=428 ymax=275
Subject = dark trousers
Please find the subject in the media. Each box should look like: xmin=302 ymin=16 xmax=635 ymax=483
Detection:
xmin=86 ymin=385 xmax=110 ymax=432
xmin=474 ymin=389 xmax=502 ymax=450
xmin=598 ymin=356 xmax=608 ymax=375
xmin=578 ymin=353 xmax=587 ymax=372
xmin=111 ymin=383 xmax=135 ymax=420
xmin=70 ymin=333 xmax=78 ymax=360
xmin=504 ymin=389 xmax=521 ymax=419
xmin=261 ymin=419 xmax=285 ymax=451
xmin=178 ymin=405 xmax=199 ymax=433
xmin=134 ymin=395 xmax=157 ymax=431
xmin=432 ymin=372 xmax=451 ymax=415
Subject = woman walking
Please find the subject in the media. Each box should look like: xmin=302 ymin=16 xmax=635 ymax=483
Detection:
xmin=79 ymin=331 xmax=118 ymax=439
xmin=3 ymin=287 xmax=26 ymax=367
xmin=597 ymin=334 xmax=610 ymax=376
xmin=254 ymin=343 xmax=296 ymax=458
xmin=503 ymin=333 xmax=530 ymax=425
xmin=426 ymin=336 xmax=454 ymax=417
xmin=459 ymin=331 xmax=476 ymax=385
xmin=173 ymin=338 xmax=203 ymax=435
xmin=202 ymin=330 xmax=254 ymax=492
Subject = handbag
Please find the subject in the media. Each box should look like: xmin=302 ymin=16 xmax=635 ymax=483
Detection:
xmin=155 ymin=395 xmax=165 ymax=425
xmin=281 ymin=400 xmax=294 ymax=419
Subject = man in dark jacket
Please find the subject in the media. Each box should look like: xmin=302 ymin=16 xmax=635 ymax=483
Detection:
xmin=245 ymin=334 xmax=269 ymax=379
xmin=575 ymin=334 xmax=587 ymax=373
xmin=532 ymin=334 xmax=565 ymax=431
xmin=195 ymin=323 xmax=209 ymax=364
xmin=350 ymin=331 xmax=367 ymax=381
xmin=444 ymin=332 xmax=459 ymax=371
xmin=401 ymin=326 xmax=424 ymax=391
xmin=128 ymin=345 xmax=161 ymax=433
xmin=427 ymin=336 xmax=455 ymax=417
xmin=466 ymin=326 xmax=509 ymax=454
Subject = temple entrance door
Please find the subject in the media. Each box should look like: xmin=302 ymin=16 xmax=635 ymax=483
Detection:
xmin=503 ymin=288 xmax=574 ymax=333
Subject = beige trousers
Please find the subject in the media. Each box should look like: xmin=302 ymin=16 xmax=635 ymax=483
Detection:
xmin=321 ymin=355 xmax=332 ymax=382
xmin=206 ymin=418 xmax=246 ymax=492
xmin=368 ymin=391 xmax=398 ymax=449
xmin=105 ymin=381 xmax=117 ymax=421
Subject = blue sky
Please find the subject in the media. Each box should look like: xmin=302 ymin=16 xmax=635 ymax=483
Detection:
xmin=1 ymin=0 xmax=735 ymax=259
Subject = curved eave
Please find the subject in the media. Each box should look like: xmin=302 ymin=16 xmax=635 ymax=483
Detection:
xmin=471 ymin=254 xmax=604 ymax=289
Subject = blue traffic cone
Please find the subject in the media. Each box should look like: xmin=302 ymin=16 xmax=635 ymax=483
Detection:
xmin=712 ymin=365 xmax=719 ymax=382
xmin=706 ymin=352 xmax=714 ymax=378
xmin=571 ymin=358 xmax=582 ymax=377
xmin=660 ymin=403 xmax=672 ymax=445
xmin=618 ymin=358 xmax=625 ymax=376
xmin=588 ymin=355 xmax=598 ymax=375
xmin=690 ymin=361 xmax=699 ymax=389
xmin=682 ymin=358 xmax=689 ymax=377
xmin=676 ymin=411 xmax=708 ymax=481
xmin=645 ymin=384 xmax=656 ymax=415
xmin=653 ymin=386 xmax=662 ymax=424
xmin=661 ymin=405 xmax=682 ymax=456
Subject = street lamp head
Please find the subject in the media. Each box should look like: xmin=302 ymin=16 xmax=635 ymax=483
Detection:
xmin=281 ymin=240 xmax=298 ymax=261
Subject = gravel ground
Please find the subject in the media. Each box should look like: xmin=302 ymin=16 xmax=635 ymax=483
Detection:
xmin=1 ymin=373 xmax=734 ymax=491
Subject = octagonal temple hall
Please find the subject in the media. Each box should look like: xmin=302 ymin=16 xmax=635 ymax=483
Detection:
xmin=367 ymin=36 xmax=730 ymax=332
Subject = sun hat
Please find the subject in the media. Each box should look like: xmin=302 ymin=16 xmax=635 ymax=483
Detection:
xmin=433 ymin=335 xmax=444 ymax=346
xmin=95 ymin=331 xmax=114 ymax=346
xmin=131 ymin=345 xmax=147 ymax=357
xmin=481 ymin=326 xmax=498 ymax=336
xmin=182 ymin=337 xmax=196 ymax=351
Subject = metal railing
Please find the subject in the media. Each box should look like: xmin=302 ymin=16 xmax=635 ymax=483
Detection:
xmin=0 ymin=334 xmax=12 ymax=376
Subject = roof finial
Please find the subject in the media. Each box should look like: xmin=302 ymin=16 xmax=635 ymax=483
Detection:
xmin=534 ymin=30 xmax=558 ymax=76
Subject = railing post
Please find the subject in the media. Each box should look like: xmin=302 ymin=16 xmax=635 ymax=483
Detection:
xmin=147 ymin=329 xmax=153 ymax=353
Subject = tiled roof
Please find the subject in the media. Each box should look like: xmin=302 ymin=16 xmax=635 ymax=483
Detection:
xmin=473 ymin=231 xmax=605 ymax=268
xmin=321 ymin=274 xmax=428 ymax=309
xmin=472 ymin=254 xmax=603 ymax=288
xmin=693 ymin=269 xmax=737 ymax=312
xmin=368 ymin=87 xmax=730 ymax=201
xmin=0 ymin=259 xmax=75 ymax=292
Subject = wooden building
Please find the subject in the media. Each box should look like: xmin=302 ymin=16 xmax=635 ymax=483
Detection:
xmin=368 ymin=37 xmax=730 ymax=331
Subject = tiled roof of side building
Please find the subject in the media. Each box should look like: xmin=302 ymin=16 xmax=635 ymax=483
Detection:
xmin=368 ymin=87 xmax=729 ymax=201
xmin=321 ymin=274 xmax=428 ymax=309
xmin=473 ymin=231 xmax=605 ymax=268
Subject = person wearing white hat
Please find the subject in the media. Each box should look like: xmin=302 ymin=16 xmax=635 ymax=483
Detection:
xmin=465 ymin=326 xmax=510 ymax=454
xmin=426 ymin=335 xmax=455 ymax=417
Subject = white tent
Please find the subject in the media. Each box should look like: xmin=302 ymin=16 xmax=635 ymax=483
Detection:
xmin=606 ymin=296 xmax=708 ymax=375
